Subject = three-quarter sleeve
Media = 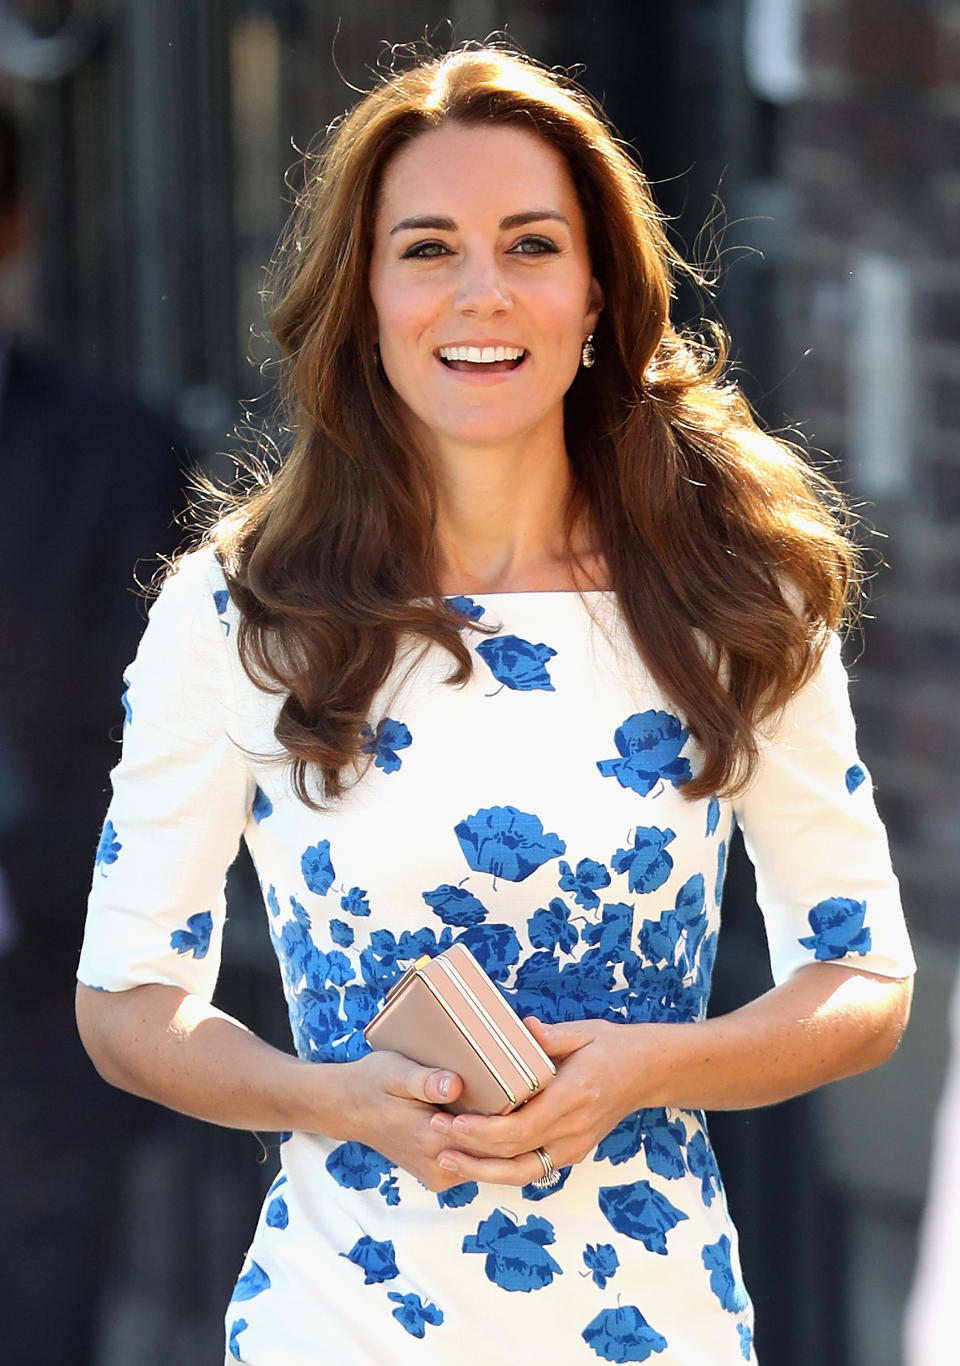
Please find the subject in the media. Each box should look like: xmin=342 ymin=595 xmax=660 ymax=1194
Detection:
xmin=77 ymin=547 xmax=255 ymax=999
xmin=733 ymin=632 xmax=915 ymax=986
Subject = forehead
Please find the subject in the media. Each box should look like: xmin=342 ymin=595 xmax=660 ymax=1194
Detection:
xmin=374 ymin=122 xmax=583 ymax=224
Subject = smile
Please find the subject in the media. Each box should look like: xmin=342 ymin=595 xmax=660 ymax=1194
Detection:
xmin=436 ymin=344 xmax=527 ymax=373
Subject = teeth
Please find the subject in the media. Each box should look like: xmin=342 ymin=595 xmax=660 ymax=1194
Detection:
xmin=438 ymin=345 xmax=525 ymax=363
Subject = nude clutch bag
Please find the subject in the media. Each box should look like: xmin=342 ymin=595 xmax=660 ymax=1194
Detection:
xmin=362 ymin=941 xmax=556 ymax=1116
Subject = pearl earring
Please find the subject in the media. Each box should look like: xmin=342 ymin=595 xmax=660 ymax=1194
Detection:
xmin=581 ymin=333 xmax=596 ymax=368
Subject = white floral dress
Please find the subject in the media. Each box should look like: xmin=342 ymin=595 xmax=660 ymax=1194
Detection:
xmin=78 ymin=547 xmax=914 ymax=1366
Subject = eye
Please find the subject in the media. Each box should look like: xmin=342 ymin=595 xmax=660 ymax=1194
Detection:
xmin=509 ymin=236 xmax=559 ymax=256
xmin=401 ymin=240 xmax=452 ymax=260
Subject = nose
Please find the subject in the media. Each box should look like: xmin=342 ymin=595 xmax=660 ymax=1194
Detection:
xmin=453 ymin=249 xmax=513 ymax=317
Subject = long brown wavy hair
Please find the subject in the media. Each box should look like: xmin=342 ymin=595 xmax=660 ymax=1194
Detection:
xmin=209 ymin=42 xmax=859 ymax=805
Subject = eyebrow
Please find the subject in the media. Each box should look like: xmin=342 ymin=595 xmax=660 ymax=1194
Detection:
xmin=388 ymin=208 xmax=570 ymax=235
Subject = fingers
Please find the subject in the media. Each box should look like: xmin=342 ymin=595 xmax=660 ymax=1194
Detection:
xmin=523 ymin=1016 xmax=593 ymax=1059
xmin=383 ymin=1054 xmax=463 ymax=1107
xmin=436 ymin=1145 xmax=560 ymax=1189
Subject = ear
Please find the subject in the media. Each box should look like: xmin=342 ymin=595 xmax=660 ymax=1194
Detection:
xmin=585 ymin=274 xmax=604 ymax=334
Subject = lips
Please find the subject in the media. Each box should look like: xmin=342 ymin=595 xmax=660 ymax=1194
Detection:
xmin=435 ymin=343 xmax=527 ymax=374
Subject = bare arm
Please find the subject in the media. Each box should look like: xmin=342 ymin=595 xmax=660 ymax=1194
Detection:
xmin=427 ymin=962 xmax=913 ymax=1185
xmin=75 ymin=981 xmax=467 ymax=1190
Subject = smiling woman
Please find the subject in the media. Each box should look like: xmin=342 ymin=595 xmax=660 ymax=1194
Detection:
xmin=75 ymin=41 xmax=913 ymax=1366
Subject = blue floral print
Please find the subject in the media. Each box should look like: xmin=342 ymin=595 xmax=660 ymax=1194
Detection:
xmin=301 ymin=840 xmax=335 ymax=896
xmin=686 ymin=1129 xmax=721 ymax=1207
xmin=611 ymin=826 xmax=676 ymax=895
xmin=340 ymin=886 xmax=371 ymax=916
xmin=252 ymin=786 xmax=273 ymax=823
xmin=170 ymin=910 xmax=213 ymax=959
xmin=228 ymin=1318 xmax=247 ymax=1361
xmin=360 ymin=717 xmax=412 ymax=774
xmin=455 ymin=923 xmax=521 ymax=982
xmin=582 ymin=1305 xmax=668 ymax=1362
xmin=266 ymin=884 xmax=280 ymax=917
xmin=121 ymin=678 xmax=132 ymax=730
xmin=738 ymin=1323 xmax=753 ymax=1360
xmin=558 ymin=857 xmax=611 ymax=910
xmin=340 ymin=1236 xmax=399 ymax=1285
xmin=446 ymin=594 xmax=485 ymax=625
xmin=799 ymin=896 xmax=872 ymax=960
xmin=462 ymin=1209 xmax=563 ymax=1291
xmin=422 ymin=883 xmax=489 ymax=927
xmin=232 ymin=1260 xmax=270 ymax=1301
xmin=598 ymin=1181 xmax=688 ymax=1253
xmin=583 ymin=1243 xmax=619 ymax=1289
xmin=329 ymin=918 xmax=354 ymax=947
xmin=702 ymin=1236 xmax=749 ymax=1313
xmin=476 ymin=634 xmax=557 ymax=692
xmin=715 ymin=840 xmax=727 ymax=907
xmin=581 ymin=901 xmax=635 ymax=964
xmin=596 ymin=711 xmax=692 ymax=796
xmin=325 ymin=1142 xmax=396 ymax=1200
xmin=638 ymin=875 xmax=708 ymax=979
xmin=266 ymin=1194 xmax=288 ymax=1229
xmin=95 ymin=818 xmax=121 ymax=872
xmin=845 ymin=763 xmax=867 ymax=794
xmin=528 ymin=898 xmax=579 ymax=955
xmin=437 ymin=1181 xmax=479 ymax=1209
xmin=387 ymin=1292 xmax=444 ymax=1338
xmin=521 ymin=1165 xmax=573 ymax=1200
xmin=455 ymin=805 xmax=566 ymax=882
xmin=595 ymin=1110 xmax=686 ymax=1180
xmin=213 ymin=588 xmax=231 ymax=634
xmin=705 ymin=797 xmax=720 ymax=837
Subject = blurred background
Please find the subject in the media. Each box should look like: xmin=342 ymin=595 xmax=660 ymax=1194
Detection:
xmin=0 ymin=2 xmax=956 ymax=1364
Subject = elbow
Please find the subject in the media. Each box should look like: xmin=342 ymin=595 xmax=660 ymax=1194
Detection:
xmin=75 ymin=982 xmax=132 ymax=1091
xmin=857 ymin=973 xmax=914 ymax=1074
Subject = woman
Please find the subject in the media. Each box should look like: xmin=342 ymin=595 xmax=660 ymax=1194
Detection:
xmin=76 ymin=44 xmax=914 ymax=1366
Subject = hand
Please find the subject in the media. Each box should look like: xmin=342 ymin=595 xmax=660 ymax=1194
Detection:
xmin=331 ymin=1049 xmax=468 ymax=1192
xmin=428 ymin=1017 xmax=656 ymax=1187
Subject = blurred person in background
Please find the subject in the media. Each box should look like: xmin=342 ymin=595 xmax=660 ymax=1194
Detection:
xmin=903 ymin=965 xmax=960 ymax=1365
xmin=75 ymin=45 xmax=914 ymax=1366
xmin=0 ymin=104 xmax=185 ymax=1365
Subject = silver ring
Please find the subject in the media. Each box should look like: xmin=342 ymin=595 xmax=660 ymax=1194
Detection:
xmin=532 ymin=1146 xmax=562 ymax=1190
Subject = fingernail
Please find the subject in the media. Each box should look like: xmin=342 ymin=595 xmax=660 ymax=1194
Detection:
xmin=431 ymin=1114 xmax=450 ymax=1133
xmin=436 ymin=1074 xmax=449 ymax=1098
xmin=438 ymin=1156 xmax=459 ymax=1173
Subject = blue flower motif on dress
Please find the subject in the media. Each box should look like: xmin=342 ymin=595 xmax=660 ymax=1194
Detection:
xmin=454 ymin=923 xmax=521 ymax=982
xmin=266 ymin=884 xmax=280 ymax=917
xmin=738 ymin=1322 xmax=753 ymax=1360
xmin=232 ymin=1260 xmax=270 ymax=1301
xmin=582 ymin=1305 xmax=668 ymax=1362
xmin=213 ymin=588 xmax=231 ymax=634
xmin=686 ymin=1129 xmax=721 ymax=1207
xmin=558 ymin=858 xmax=611 ymax=910
xmin=454 ymin=805 xmax=565 ymax=883
xmin=799 ymin=897 xmax=872 ymax=961
xmin=510 ymin=950 xmax=619 ymax=1024
xmin=325 ymin=1141 xmax=396 ymax=1199
xmin=95 ymin=818 xmax=121 ymax=872
xmin=329 ymin=918 xmax=354 ymax=947
xmin=340 ymin=886 xmax=371 ymax=916
xmin=462 ymin=1209 xmax=563 ymax=1291
xmin=476 ymin=634 xmax=557 ymax=692
xmin=228 ymin=1318 xmax=247 ymax=1361
xmin=301 ymin=840 xmax=335 ymax=895
xmin=583 ymin=1243 xmax=619 ymax=1289
xmin=266 ymin=1195 xmax=288 ymax=1229
xmin=252 ymin=787 xmax=273 ymax=823
xmin=170 ymin=910 xmax=213 ymax=959
xmin=596 ymin=711 xmax=692 ymax=796
xmin=705 ymin=797 xmax=720 ymax=837
xmin=702 ymin=1235 xmax=749 ymax=1313
xmin=387 ymin=1292 xmax=444 ymax=1338
xmin=598 ymin=1180 xmax=688 ymax=1253
xmin=715 ymin=840 xmax=727 ymax=907
xmin=437 ymin=1181 xmax=479 ymax=1209
xmin=422 ymin=884 xmax=489 ymax=927
xmin=340 ymin=1235 xmax=399 ymax=1285
xmin=595 ymin=1110 xmax=686 ymax=1180
xmin=638 ymin=875 xmax=707 ymax=979
xmin=845 ymin=763 xmax=867 ymax=794
xmin=360 ymin=717 xmax=412 ymax=774
xmin=529 ymin=898 xmax=579 ymax=955
xmin=121 ymin=678 xmax=132 ymax=730
xmin=611 ymin=826 xmax=676 ymax=895
xmin=446 ymin=595 xmax=485 ymax=626
xmin=581 ymin=901 xmax=635 ymax=964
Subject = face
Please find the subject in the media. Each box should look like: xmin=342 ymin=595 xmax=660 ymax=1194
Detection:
xmin=368 ymin=121 xmax=603 ymax=458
